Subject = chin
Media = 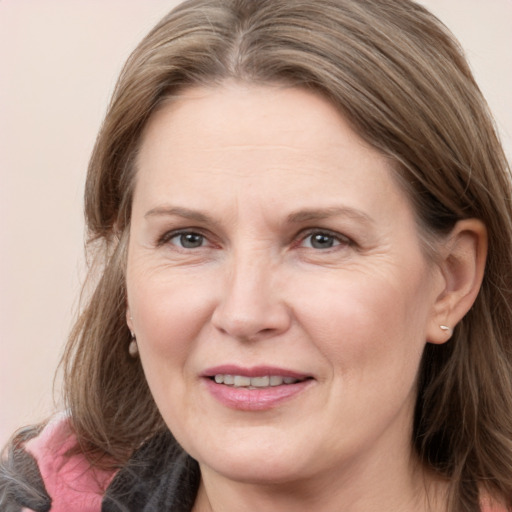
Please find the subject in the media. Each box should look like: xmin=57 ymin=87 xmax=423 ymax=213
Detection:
xmin=187 ymin=430 xmax=316 ymax=484
xmin=208 ymin=456 xmax=308 ymax=485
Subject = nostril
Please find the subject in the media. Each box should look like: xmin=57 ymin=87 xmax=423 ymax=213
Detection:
xmin=211 ymin=282 xmax=292 ymax=340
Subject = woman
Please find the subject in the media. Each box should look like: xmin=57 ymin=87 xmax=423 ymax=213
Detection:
xmin=2 ymin=0 xmax=512 ymax=510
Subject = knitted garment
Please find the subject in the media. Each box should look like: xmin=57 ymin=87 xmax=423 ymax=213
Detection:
xmin=0 ymin=416 xmax=506 ymax=511
xmin=1 ymin=416 xmax=199 ymax=512
xmin=23 ymin=415 xmax=114 ymax=511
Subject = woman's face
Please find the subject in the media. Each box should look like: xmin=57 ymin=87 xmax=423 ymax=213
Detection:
xmin=126 ymin=83 xmax=444 ymax=485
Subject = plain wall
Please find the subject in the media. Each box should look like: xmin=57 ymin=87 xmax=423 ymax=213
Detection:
xmin=1 ymin=0 xmax=511 ymax=446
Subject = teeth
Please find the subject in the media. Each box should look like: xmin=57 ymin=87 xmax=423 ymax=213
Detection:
xmin=270 ymin=375 xmax=283 ymax=386
xmin=234 ymin=375 xmax=251 ymax=387
xmin=251 ymin=376 xmax=270 ymax=387
xmin=212 ymin=374 xmax=303 ymax=388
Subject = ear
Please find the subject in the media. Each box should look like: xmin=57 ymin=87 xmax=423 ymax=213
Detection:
xmin=427 ymin=219 xmax=487 ymax=344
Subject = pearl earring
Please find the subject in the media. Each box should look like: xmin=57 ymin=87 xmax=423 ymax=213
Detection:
xmin=440 ymin=325 xmax=452 ymax=336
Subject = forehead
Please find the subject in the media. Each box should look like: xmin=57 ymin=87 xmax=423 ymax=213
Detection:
xmin=133 ymin=83 xmax=410 ymax=223
xmin=142 ymin=83 xmax=362 ymax=147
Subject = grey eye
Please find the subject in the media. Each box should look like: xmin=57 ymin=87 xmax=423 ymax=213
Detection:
xmin=305 ymin=233 xmax=339 ymax=249
xmin=174 ymin=232 xmax=205 ymax=248
xmin=299 ymin=230 xmax=353 ymax=251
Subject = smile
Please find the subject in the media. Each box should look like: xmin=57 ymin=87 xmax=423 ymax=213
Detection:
xmin=213 ymin=374 xmax=307 ymax=388
xmin=203 ymin=367 xmax=314 ymax=411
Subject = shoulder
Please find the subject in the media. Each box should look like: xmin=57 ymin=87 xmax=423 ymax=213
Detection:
xmin=1 ymin=414 xmax=116 ymax=512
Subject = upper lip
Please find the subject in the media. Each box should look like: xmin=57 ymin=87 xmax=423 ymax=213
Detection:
xmin=201 ymin=365 xmax=312 ymax=379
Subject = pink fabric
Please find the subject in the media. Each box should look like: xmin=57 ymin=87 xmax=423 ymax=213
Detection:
xmin=23 ymin=414 xmax=116 ymax=512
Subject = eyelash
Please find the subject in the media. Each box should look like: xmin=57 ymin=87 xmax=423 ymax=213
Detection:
xmin=157 ymin=228 xmax=354 ymax=252
xmin=157 ymin=229 xmax=210 ymax=249
xmin=297 ymin=229 xmax=352 ymax=250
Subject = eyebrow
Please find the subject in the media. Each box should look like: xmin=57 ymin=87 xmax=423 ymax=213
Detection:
xmin=145 ymin=206 xmax=212 ymax=223
xmin=286 ymin=207 xmax=374 ymax=225
xmin=145 ymin=205 xmax=374 ymax=226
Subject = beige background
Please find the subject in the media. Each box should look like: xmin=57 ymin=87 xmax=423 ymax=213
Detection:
xmin=1 ymin=0 xmax=511 ymax=446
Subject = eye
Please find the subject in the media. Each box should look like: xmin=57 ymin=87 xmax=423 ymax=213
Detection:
xmin=300 ymin=230 xmax=350 ymax=250
xmin=169 ymin=231 xmax=206 ymax=249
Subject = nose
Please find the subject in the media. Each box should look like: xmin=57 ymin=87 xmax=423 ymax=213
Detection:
xmin=211 ymin=250 xmax=292 ymax=341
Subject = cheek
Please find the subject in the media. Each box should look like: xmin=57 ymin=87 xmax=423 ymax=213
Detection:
xmin=127 ymin=267 xmax=216 ymax=362
xmin=126 ymin=271 xmax=214 ymax=424
xmin=290 ymin=267 xmax=432 ymax=378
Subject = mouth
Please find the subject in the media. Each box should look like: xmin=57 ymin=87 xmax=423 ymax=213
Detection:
xmin=202 ymin=367 xmax=314 ymax=410
xmin=210 ymin=374 xmax=310 ymax=388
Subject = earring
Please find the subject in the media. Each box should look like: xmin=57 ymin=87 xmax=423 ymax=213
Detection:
xmin=129 ymin=331 xmax=139 ymax=358
xmin=440 ymin=325 xmax=453 ymax=336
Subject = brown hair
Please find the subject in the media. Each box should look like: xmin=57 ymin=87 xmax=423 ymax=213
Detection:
xmin=61 ymin=0 xmax=512 ymax=509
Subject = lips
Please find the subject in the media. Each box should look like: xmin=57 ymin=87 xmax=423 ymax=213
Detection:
xmin=213 ymin=374 xmax=306 ymax=387
xmin=202 ymin=365 xmax=314 ymax=410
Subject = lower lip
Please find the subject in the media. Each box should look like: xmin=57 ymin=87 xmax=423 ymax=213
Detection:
xmin=203 ymin=378 xmax=313 ymax=411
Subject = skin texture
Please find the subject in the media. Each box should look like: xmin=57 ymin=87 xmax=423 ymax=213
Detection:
xmin=126 ymin=83 xmax=486 ymax=511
